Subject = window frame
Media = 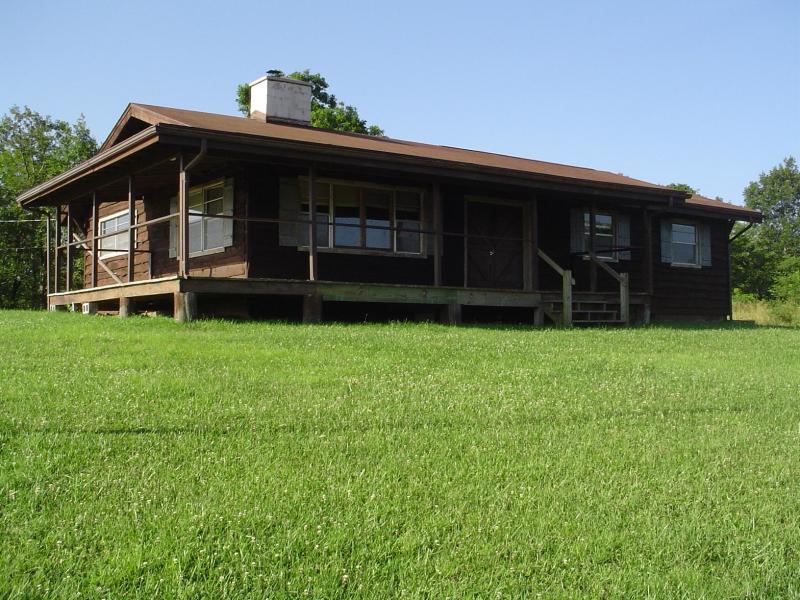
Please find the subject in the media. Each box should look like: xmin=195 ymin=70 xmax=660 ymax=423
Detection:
xmin=669 ymin=221 xmax=700 ymax=268
xmin=97 ymin=209 xmax=132 ymax=259
xmin=582 ymin=210 xmax=618 ymax=262
xmin=188 ymin=180 xmax=228 ymax=257
xmin=297 ymin=177 xmax=425 ymax=257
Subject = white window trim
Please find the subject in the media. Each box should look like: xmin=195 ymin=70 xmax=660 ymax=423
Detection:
xmin=670 ymin=221 xmax=701 ymax=268
xmin=98 ymin=209 xmax=132 ymax=259
xmin=298 ymin=177 xmax=426 ymax=257
xmin=189 ymin=180 xmax=227 ymax=257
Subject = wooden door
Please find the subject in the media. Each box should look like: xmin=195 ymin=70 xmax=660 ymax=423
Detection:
xmin=466 ymin=201 xmax=524 ymax=289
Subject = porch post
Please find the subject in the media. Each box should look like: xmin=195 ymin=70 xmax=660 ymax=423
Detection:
xmin=54 ymin=206 xmax=60 ymax=294
xmin=531 ymin=196 xmax=539 ymax=291
xmin=589 ymin=200 xmax=597 ymax=292
xmin=562 ymin=269 xmax=573 ymax=326
xmin=619 ymin=272 xmax=630 ymax=324
xmin=65 ymin=203 xmax=72 ymax=292
xmin=178 ymin=154 xmax=189 ymax=278
xmin=463 ymin=200 xmax=469 ymax=288
xmin=308 ymin=166 xmax=318 ymax=281
xmin=642 ymin=208 xmax=653 ymax=295
xmin=45 ymin=212 xmax=51 ymax=301
xmin=432 ymin=182 xmax=442 ymax=287
xmin=91 ymin=192 xmax=98 ymax=288
xmin=127 ymin=176 xmax=135 ymax=283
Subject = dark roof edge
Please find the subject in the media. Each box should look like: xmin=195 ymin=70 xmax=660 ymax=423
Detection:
xmin=17 ymin=126 xmax=159 ymax=207
xmin=155 ymin=123 xmax=691 ymax=201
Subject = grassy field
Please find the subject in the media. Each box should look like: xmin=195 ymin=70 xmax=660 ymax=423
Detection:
xmin=1 ymin=311 xmax=799 ymax=598
xmin=733 ymin=300 xmax=800 ymax=327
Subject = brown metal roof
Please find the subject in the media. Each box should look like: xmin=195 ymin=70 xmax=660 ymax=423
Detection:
xmin=685 ymin=194 xmax=761 ymax=221
xmin=18 ymin=102 xmax=762 ymax=220
xmin=119 ymin=103 xmax=676 ymax=192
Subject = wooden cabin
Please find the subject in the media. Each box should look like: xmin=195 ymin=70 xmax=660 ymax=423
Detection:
xmin=18 ymin=76 xmax=761 ymax=325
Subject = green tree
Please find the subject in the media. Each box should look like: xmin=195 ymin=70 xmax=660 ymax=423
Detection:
xmin=731 ymin=157 xmax=800 ymax=300
xmin=236 ymin=70 xmax=384 ymax=136
xmin=666 ymin=183 xmax=699 ymax=194
xmin=0 ymin=106 xmax=97 ymax=308
xmin=743 ymin=157 xmax=800 ymax=256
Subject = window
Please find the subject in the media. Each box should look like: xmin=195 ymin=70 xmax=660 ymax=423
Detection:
xmin=291 ymin=179 xmax=424 ymax=255
xmin=395 ymin=191 xmax=422 ymax=254
xmin=583 ymin=212 xmax=615 ymax=259
xmin=98 ymin=210 xmax=130 ymax=258
xmin=660 ymin=220 xmax=711 ymax=267
xmin=188 ymin=183 xmax=227 ymax=253
xmin=169 ymin=178 xmax=234 ymax=258
xmin=333 ymin=185 xmax=361 ymax=248
xmin=298 ymin=182 xmax=331 ymax=247
xmin=671 ymin=223 xmax=698 ymax=266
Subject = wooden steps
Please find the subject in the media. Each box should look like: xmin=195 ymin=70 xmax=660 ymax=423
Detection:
xmin=544 ymin=297 xmax=627 ymax=326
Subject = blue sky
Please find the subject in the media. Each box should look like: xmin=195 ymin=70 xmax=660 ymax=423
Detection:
xmin=2 ymin=0 xmax=798 ymax=204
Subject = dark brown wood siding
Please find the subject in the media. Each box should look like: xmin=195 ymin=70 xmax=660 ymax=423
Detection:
xmin=247 ymin=170 xmax=435 ymax=285
xmin=651 ymin=217 xmax=732 ymax=320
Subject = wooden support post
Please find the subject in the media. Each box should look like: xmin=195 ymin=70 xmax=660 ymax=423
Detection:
xmin=589 ymin=201 xmax=597 ymax=292
xmin=127 ymin=176 xmax=135 ymax=283
xmin=523 ymin=203 xmax=532 ymax=292
xmin=119 ymin=297 xmax=133 ymax=318
xmin=54 ymin=206 xmax=60 ymax=294
xmin=642 ymin=209 xmax=653 ymax=295
xmin=173 ymin=291 xmax=197 ymax=323
xmin=531 ymin=197 xmax=539 ymax=291
xmin=562 ymin=269 xmax=573 ymax=326
xmin=308 ymin=166 xmax=318 ymax=281
xmin=302 ymin=293 xmax=322 ymax=323
xmin=83 ymin=302 xmax=98 ymax=316
xmin=432 ymin=182 xmax=442 ymax=287
xmin=178 ymin=155 xmax=189 ymax=278
xmin=463 ymin=201 xmax=469 ymax=288
xmin=643 ymin=303 xmax=652 ymax=325
xmin=619 ymin=272 xmax=630 ymax=325
xmin=45 ymin=212 xmax=51 ymax=301
xmin=533 ymin=306 xmax=545 ymax=327
xmin=91 ymin=193 xmax=98 ymax=288
xmin=443 ymin=302 xmax=461 ymax=325
xmin=65 ymin=203 xmax=72 ymax=292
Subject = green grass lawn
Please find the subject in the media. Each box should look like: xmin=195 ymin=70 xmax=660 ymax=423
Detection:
xmin=1 ymin=311 xmax=798 ymax=598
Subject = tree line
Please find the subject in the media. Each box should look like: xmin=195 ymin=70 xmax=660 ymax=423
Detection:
xmin=1 ymin=71 xmax=797 ymax=310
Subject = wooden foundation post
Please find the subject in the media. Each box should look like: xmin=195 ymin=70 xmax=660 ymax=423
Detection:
xmin=302 ymin=293 xmax=322 ymax=323
xmin=119 ymin=297 xmax=133 ymax=318
xmin=533 ymin=306 xmax=545 ymax=326
xmin=83 ymin=302 xmax=98 ymax=316
xmin=443 ymin=302 xmax=461 ymax=325
xmin=174 ymin=291 xmax=197 ymax=323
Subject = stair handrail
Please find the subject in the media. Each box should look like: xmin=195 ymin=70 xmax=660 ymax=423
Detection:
xmin=538 ymin=249 xmax=573 ymax=326
xmin=587 ymin=254 xmax=630 ymax=324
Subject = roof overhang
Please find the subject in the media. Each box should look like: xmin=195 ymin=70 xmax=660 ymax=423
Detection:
xmin=17 ymin=126 xmax=161 ymax=207
xmin=17 ymin=117 xmax=761 ymax=222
